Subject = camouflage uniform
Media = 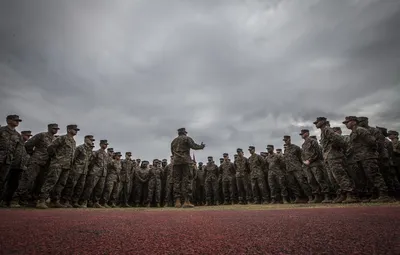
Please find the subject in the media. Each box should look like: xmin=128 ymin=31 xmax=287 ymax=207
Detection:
xmin=194 ymin=162 xmax=205 ymax=205
xmin=147 ymin=160 xmax=163 ymax=206
xmin=265 ymin=149 xmax=288 ymax=203
xmin=234 ymin=150 xmax=251 ymax=204
xmin=119 ymin=155 xmax=134 ymax=206
xmin=103 ymin=152 xmax=122 ymax=207
xmin=248 ymin=146 xmax=269 ymax=203
xmin=170 ymin=128 xmax=205 ymax=207
xmin=388 ymin=131 xmax=400 ymax=186
xmin=61 ymin=140 xmax=93 ymax=207
xmin=163 ymin=162 xmax=174 ymax=206
xmin=204 ymin=158 xmax=219 ymax=205
xmin=220 ymin=153 xmax=236 ymax=204
xmin=134 ymin=161 xmax=150 ymax=206
xmin=37 ymin=126 xmax=77 ymax=208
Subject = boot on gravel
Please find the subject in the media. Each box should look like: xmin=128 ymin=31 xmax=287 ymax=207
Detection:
xmin=307 ymin=196 xmax=314 ymax=203
xmin=321 ymin=194 xmax=332 ymax=203
xmin=80 ymin=201 xmax=88 ymax=208
xmin=270 ymin=199 xmax=278 ymax=204
xmin=9 ymin=200 xmax=21 ymax=208
xmin=175 ymin=198 xmax=182 ymax=208
xmin=103 ymin=203 xmax=111 ymax=208
xmin=283 ymin=196 xmax=290 ymax=204
xmin=371 ymin=195 xmax=394 ymax=203
xmin=156 ymin=203 xmax=160 ymax=207
xmin=36 ymin=200 xmax=48 ymax=209
xmin=182 ymin=201 xmax=195 ymax=208
xmin=333 ymin=194 xmax=346 ymax=203
xmin=50 ymin=200 xmax=65 ymax=208
xmin=293 ymin=196 xmax=302 ymax=204
xmin=93 ymin=202 xmax=103 ymax=208
xmin=63 ymin=201 xmax=73 ymax=208
xmin=342 ymin=193 xmax=359 ymax=203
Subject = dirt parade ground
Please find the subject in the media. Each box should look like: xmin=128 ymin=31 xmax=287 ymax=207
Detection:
xmin=1 ymin=204 xmax=399 ymax=255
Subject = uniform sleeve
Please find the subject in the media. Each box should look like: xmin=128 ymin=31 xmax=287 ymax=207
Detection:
xmin=187 ymin=137 xmax=204 ymax=150
xmin=326 ymin=129 xmax=346 ymax=149
xmin=47 ymin=136 xmax=63 ymax=157
xmin=308 ymin=140 xmax=320 ymax=163
xmin=24 ymin=133 xmax=41 ymax=155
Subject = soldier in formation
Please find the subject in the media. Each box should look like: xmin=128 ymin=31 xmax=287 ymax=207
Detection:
xmin=0 ymin=115 xmax=399 ymax=209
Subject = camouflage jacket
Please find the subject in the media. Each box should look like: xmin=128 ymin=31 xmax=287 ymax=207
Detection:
xmin=248 ymin=153 xmax=266 ymax=179
xmin=320 ymin=127 xmax=346 ymax=160
xmin=149 ymin=165 xmax=163 ymax=181
xmin=170 ymin=135 xmax=203 ymax=165
xmin=120 ymin=159 xmax=134 ymax=182
xmin=196 ymin=166 xmax=205 ymax=185
xmin=107 ymin=159 xmax=122 ymax=182
xmin=25 ymin=132 xmax=55 ymax=166
xmin=72 ymin=144 xmax=93 ymax=175
xmin=366 ymin=126 xmax=388 ymax=160
xmin=135 ymin=167 xmax=149 ymax=183
xmin=219 ymin=161 xmax=235 ymax=181
xmin=234 ymin=156 xmax=250 ymax=177
xmin=163 ymin=163 xmax=174 ymax=184
xmin=349 ymin=126 xmax=378 ymax=161
xmin=204 ymin=162 xmax=219 ymax=181
xmin=265 ymin=153 xmax=285 ymax=173
xmin=0 ymin=126 xmax=23 ymax=166
xmin=283 ymin=144 xmax=303 ymax=172
xmin=301 ymin=137 xmax=323 ymax=166
xmin=89 ymin=149 xmax=108 ymax=177
xmin=47 ymin=135 xmax=76 ymax=169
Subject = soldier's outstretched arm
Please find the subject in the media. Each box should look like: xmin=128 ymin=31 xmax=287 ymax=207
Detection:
xmin=187 ymin=137 xmax=205 ymax=150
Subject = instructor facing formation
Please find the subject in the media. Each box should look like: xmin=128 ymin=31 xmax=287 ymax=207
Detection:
xmin=171 ymin=128 xmax=205 ymax=208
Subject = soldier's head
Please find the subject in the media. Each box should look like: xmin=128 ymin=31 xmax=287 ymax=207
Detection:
xmin=162 ymin=159 xmax=168 ymax=167
xmin=136 ymin=158 xmax=141 ymax=165
xmin=21 ymin=131 xmax=32 ymax=142
xmin=283 ymin=135 xmax=291 ymax=145
xmin=223 ymin=153 xmax=229 ymax=162
xmin=332 ymin=127 xmax=342 ymax=135
xmin=47 ymin=123 xmax=60 ymax=135
xmin=207 ymin=156 xmax=213 ymax=163
xmin=260 ymin=152 xmax=267 ymax=158
xmin=153 ymin=159 xmax=160 ymax=166
xmin=342 ymin=116 xmax=358 ymax=130
xmin=266 ymin=145 xmax=274 ymax=154
xmin=219 ymin=158 xmax=224 ymax=164
xmin=198 ymin=162 xmax=203 ymax=167
xmin=99 ymin=140 xmax=108 ymax=149
xmin=234 ymin=154 xmax=238 ymax=160
xmin=357 ymin=117 xmax=369 ymax=128
xmin=126 ymin=152 xmax=132 ymax=159
xmin=283 ymin=144 xmax=288 ymax=152
xmin=388 ymin=130 xmax=399 ymax=141
xmin=276 ymin=149 xmax=282 ymax=154
xmin=113 ymin=152 xmax=122 ymax=160
xmin=299 ymin=129 xmax=310 ymax=140
xmin=141 ymin=160 xmax=149 ymax=168
xmin=177 ymin=127 xmax=187 ymax=136
xmin=248 ymin=146 xmax=255 ymax=155
xmin=376 ymin=126 xmax=388 ymax=137
xmin=6 ymin=115 xmax=22 ymax=128
xmin=66 ymin=124 xmax=79 ymax=136
xmin=107 ymin=148 xmax=114 ymax=157
xmin=236 ymin=148 xmax=244 ymax=157
xmin=313 ymin=117 xmax=328 ymax=129
xmin=84 ymin=135 xmax=95 ymax=146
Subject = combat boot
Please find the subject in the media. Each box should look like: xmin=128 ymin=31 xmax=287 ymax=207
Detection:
xmin=103 ymin=203 xmax=111 ymax=208
xmin=321 ymin=194 xmax=332 ymax=203
xmin=342 ymin=193 xmax=359 ymax=203
xmin=205 ymin=201 xmax=210 ymax=206
xmin=182 ymin=201 xmax=195 ymax=208
xmin=156 ymin=203 xmax=160 ymax=207
xmin=231 ymin=201 xmax=235 ymax=205
xmin=87 ymin=201 xmax=94 ymax=207
xmin=223 ymin=201 xmax=229 ymax=205
xmin=270 ymin=199 xmax=278 ymax=204
xmin=93 ymin=202 xmax=103 ymax=208
xmin=72 ymin=202 xmax=81 ymax=208
xmin=111 ymin=203 xmax=117 ymax=208
xmin=175 ymin=198 xmax=182 ymax=208
xmin=164 ymin=203 xmax=169 ymax=208
xmin=50 ymin=200 xmax=65 ymax=208
xmin=80 ymin=201 xmax=88 ymax=208
xmin=282 ymin=196 xmax=290 ymax=204
xmin=9 ymin=200 xmax=21 ymax=208
xmin=307 ymin=196 xmax=314 ymax=203
xmin=146 ymin=203 xmax=151 ymax=207
xmin=333 ymin=194 xmax=346 ymax=203
xmin=36 ymin=199 xmax=48 ymax=209
xmin=293 ymin=196 xmax=302 ymax=204
xmin=371 ymin=195 xmax=394 ymax=203
xmin=0 ymin=200 xmax=8 ymax=208
xmin=63 ymin=201 xmax=73 ymax=208
xmin=308 ymin=194 xmax=321 ymax=204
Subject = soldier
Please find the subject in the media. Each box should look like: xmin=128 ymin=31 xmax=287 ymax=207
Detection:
xmin=36 ymin=124 xmax=78 ymax=209
xmin=163 ymin=156 xmax=174 ymax=207
xmin=300 ymin=129 xmax=330 ymax=203
xmin=160 ymin=158 xmax=168 ymax=206
xmin=314 ymin=117 xmax=358 ymax=203
xmin=81 ymin=139 xmax=109 ymax=208
xmin=276 ymin=149 xmax=282 ymax=155
xmin=134 ymin=160 xmax=150 ymax=207
xmin=188 ymin=160 xmax=197 ymax=205
xmin=218 ymin=157 xmax=224 ymax=205
xmin=248 ymin=146 xmax=269 ymax=204
xmin=195 ymin=162 xmax=205 ymax=205
xmin=103 ymin=152 xmax=122 ymax=208
xmin=170 ymin=127 xmax=205 ymax=208
xmin=147 ymin=159 xmax=163 ymax=207
xmin=234 ymin=148 xmax=251 ymax=204
xmin=11 ymin=123 xmax=59 ymax=207
xmin=62 ymin=135 xmax=95 ymax=208
xmin=283 ymin=135 xmax=313 ymax=203
xmin=342 ymin=116 xmax=391 ymax=202
xmin=204 ymin=156 xmax=219 ymax=205
xmin=220 ymin=153 xmax=236 ymax=205
xmin=0 ymin=115 xmax=26 ymax=207
xmin=388 ymin=130 xmax=400 ymax=186
xmin=21 ymin=131 xmax=32 ymax=142
xmin=119 ymin=152 xmax=134 ymax=207
xmin=266 ymin=145 xmax=289 ymax=204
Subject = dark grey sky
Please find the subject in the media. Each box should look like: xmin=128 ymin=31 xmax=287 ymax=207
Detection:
xmin=1 ymin=0 xmax=399 ymax=161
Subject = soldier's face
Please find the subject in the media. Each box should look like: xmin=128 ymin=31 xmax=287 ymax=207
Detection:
xmin=267 ymin=147 xmax=273 ymax=153
xmin=345 ymin=121 xmax=355 ymax=129
xmin=137 ymin=159 xmax=141 ymax=164
xmin=101 ymin=143 xmax=108 ymax=149
xmin=68 ymin=128 xmax=78 ymax=136
xmin=301 ymin=133 xmax=308 ymax=139
xmin=388 ymin=134 xmax=396 ymax=140
xmin=219 ymin=160 xmax=224 ymax=164
xmin=84 ymin=137 xmax=92 ymax=145
xmin=126 ymin=154 xmax=131 ymax=159
xmin=8 ymin=119 xmax=20 ymax=128
xmin=199 ymin=163 xmax=203 ymax=167
xmin=249 ymin=149 xmax=255 ymax=154
xmin=162 ymin=162 xmax=167 ymax=167
xmin=115 ymin=155 xmax=121 ymax=160
xmin=49 ymin=127 xmax=59 ymax=135
xmin=208 ymin=158 xmax=212 ymax=163
xmin=334 ymin=129 xmax=342 ymax=135
xmin=315 ymin=120 xmax=324 ymax=129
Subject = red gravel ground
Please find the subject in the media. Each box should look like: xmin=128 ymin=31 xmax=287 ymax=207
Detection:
xmin=0 ymin=205 xmax=399 ymax=255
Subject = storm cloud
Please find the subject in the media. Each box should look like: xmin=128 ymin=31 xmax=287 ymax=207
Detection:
xmin=1 ymin=0 xmax=399 ymax=161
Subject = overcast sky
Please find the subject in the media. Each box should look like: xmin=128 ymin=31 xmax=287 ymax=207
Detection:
xmin=1 ymin=0 xmax=399 ymax=162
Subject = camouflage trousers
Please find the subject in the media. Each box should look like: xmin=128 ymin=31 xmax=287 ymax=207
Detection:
xmin=102 ymin=174 xmax=119 ymax=203
xmin=326 ymin=158 xmax=355 ymax=193
xmin=61 ymin=172 xmax=87 ymax=203
xmin=12 ymin=162 xmax=48 ymax=202
xmin=205 ymin=178 xmax=219 ymax=203
xmin=379 ymin=159 xmax=400 ymax=194
xmin=251 ymin=176 xmax=269 ymax=202
xmin=357 ymin=159 xmax=388 ymax=195
xmin=39 ymin=165 xmax=70 ymax=201
xmin=119 ymin=181 xmax=130 ymax=204
xmin=194 ymin=183 xmax=205 ymax=205
xmin=286 ymin=170 xmax=312 ymax=197
xmin=134 ymin=180 xmax=147 ymax=203
xmin=148 ymin=178 xmax=161 ymax=203
xmin=346 ymin=162 xmax=368 ymax=194
xmin=1 ymin=168 xmax=23 ymax=203
xmin=303 ymin=163 xmax=329 ymax=194
xmin=268 ymin=170 xmax=288 ymax=199
xmin=172 ymin=164 xmax=190 ymax=201
xmin=164 ymin=182 xmax=174 ymax=205
xmin=81 ymin=175 xmax=106 ymax=203
xmin=236 ymin=176 xmax=251 ymax=202
xmin=324 ymin=161 xmax=340 ymax=195
xmin=222 ymin=178 xmax=236 ymax=202
xmin=0 ymin=164 xmax=10 ymax=200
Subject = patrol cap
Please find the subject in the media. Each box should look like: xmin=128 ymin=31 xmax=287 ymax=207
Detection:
xmin=107 ymin=148 xmax=114 ymax=152
xmin=6 ymin=115 xmax=22 ymax=122
xmin=142 ymin=160 xmax=149 ymax=164
xmin=276 ymin=149 xmax=282 ymax=152
xmin=126 ymin=152 xmax=132 ymax=156
xmin=299 ymin=129 xmax=309 ymax=135
xmin=313 ymin=117 xmax=327 ymax=124
xmin=376 ymin=126 xmax=388 ymax=137
xmin=357 ymin=116 xmax=368 ymax=122
xmin=114 ymin=152 xmax=122 ymax=157
xmin=198 ymin=162 xmax=203 ymax=165
xmin=67 ymin=124 xmax=80 ymax=131
xmin=283 ymin=135 xmax=291 ymax=141
xmin=266 ymin=144 xmax=274 ymax=149
xmin=248 ymin=146 xmax=255 ymax=150
xmin=177 ymin=127 xmax=187 ymax=133
xmin=162 ymin=159 xmax=167 ymax=162
xmin=234 ymin=154 xmax=238 ymax=157
xmin=219 ymin=158 xmax=224 ymax=160
xmin=388 ymin=130 xmax=399 ymax=136
xmin=21 ymin=130 xmax=32 ymax=136
xmin=236 ymin=148 xmax=243 ymax=152
xmin=84 ymin=135 xmax=95 ymax=141
xmin=48 ymin=123 xmax=60 ymax=130
xmin=207 ymin=156 xmax=213 ymax=159
xmin=223 ymin=153 xmax=229 ymax=157
xmin=342 ymin=116 xmax=358 ymax=124
xmin=100 ymin=140 xmax=108 ymax=145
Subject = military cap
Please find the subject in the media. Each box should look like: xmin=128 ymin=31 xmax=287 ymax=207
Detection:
xmin=266 ymin=144 xmax=274 ymax=148
xmin=260 ymin=152 xmax=267 ymax=155
xmin=198 ymin=162 xmax=203 ymax=165
xmin=107 ymin=148 xmax=114 ymax=152
xmin=177 ymin=127 xmax=187 ymax=133
xmin=276 ymin=149 xmax=282 ymax=152
xmin=162 ymin=159 xmax=167 ymax=162
xmin=67 ymin=124 xmax=80 ymax=131
xmin=6 ymin=115 xmax=22 ymax=122
xmin=142 ymin=160 xmax=149 ymax=164
xmin=236 ymin=148 xmax=243 ymax=152
xmin=388 ymin=130 xmax=399 ymax=136
xmin=248 ymin=146 xmax=255 ymax=150
xmin=100 ymin=140 xmax=108 ymax=145
xmin=223 ymin=153 xmax=229 ymax=157
xmin=376 ymin=126 xmax=388 ymax=137
xmin=219 ymin=158 xmax=224 ymax=160
xmin=299 ymin=129 xmax=310 ymax=135
xmin=357 ymin=116 xmax=368 ymax=122
xmin=332 ymin=127 xmax=342 ymax=131
xmin=313 ymin=117 xmax=327 ymax=124
xmin=136 ymin=158 xmax=141 ymax=161
xmin=283 ymin=135 xmax=291 ymax=141
xmin=310 ymin=135 xmax=317 ymax=139
xmin=207 ymin=156 xmax=213 ymax=159
xmin=234 ymin=154 xmax=238 ymax=157
xmin=84 ymin=135 xmax=95 ymax=141
xmin=126 ymin=151 xmax=132 ymax=155
xmin=21 ymin=130 xmax=32 ymax=136
xmin=342 ymin=116 xmax=358 ymax=124
xmin=114 ymin=152 xmax=122 ymax=157
xmin=48 ymin=123 xmax=60 ymax=129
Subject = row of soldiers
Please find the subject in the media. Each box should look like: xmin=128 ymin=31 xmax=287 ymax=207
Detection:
xmin=0 ymin=114 xmax=399 ymax=209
